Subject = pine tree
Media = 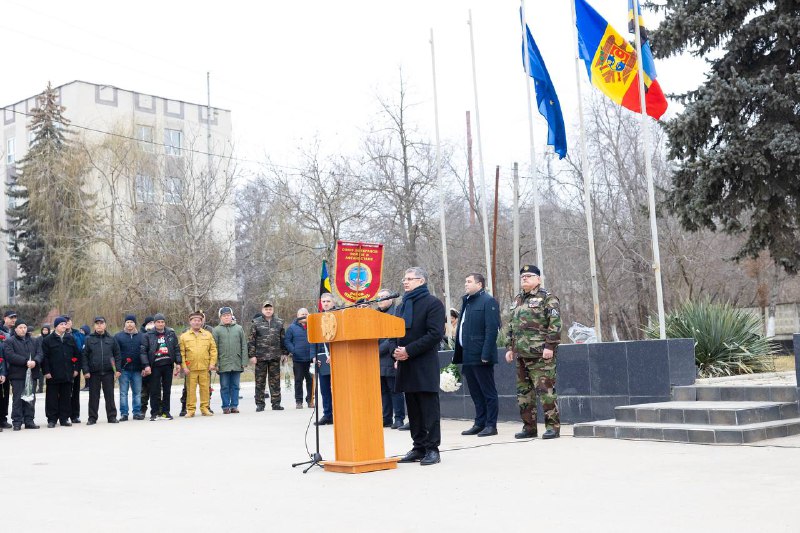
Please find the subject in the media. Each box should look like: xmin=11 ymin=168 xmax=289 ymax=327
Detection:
xmin=652 ymin=1 xmax=800 ymax=272
xmin=5 ymin=82 xmax=94 ymax=302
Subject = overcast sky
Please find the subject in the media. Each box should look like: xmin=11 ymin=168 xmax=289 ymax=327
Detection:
xmin=1 ymin=0 xmax=706 ymax=181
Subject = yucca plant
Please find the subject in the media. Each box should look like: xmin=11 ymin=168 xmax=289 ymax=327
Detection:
xmin=644 ymin=300 xmax=777 ymax=378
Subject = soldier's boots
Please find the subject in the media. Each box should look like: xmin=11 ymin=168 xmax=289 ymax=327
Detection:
xmin=515 ymin=427 xmax=538 ymax=439
xmin=541 ymin=428 xmax=560 ymax=439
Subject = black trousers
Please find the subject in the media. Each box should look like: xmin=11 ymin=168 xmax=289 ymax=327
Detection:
xmin=10 ymin=378 xmax=36 ymax=426
xmin=293 ymin=361 xmax=313 ymax=403
xmin=462 ymin=364 xmax=499 ymax=427
xmin=149 ymin=364 xmax=173 ymax=416
xmin=405 ymin=391 xmax=441 ymax=453
xmin=45 ymin=381 xmax=73 ymax=423
xmin=70 ymin=372 xmax=82 ymax=420
xmin=0 ymin=380 xmax=10 ymax=424
xmin=141 ymin=373 xmax=151 ymax=415
xmin=88 ymin=372 xmax=117 ymax=422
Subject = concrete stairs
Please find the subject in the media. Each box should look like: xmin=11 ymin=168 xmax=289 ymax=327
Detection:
xmin=573 ymin=386 xmax=800 ymax=444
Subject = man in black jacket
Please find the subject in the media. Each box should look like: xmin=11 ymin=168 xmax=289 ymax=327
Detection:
xmin=453 ymin=273 xmax=501 ymax=437
xmin=0 ymin=309 xmax=17 ymax=429
xmin=42 ymin=316 xmax=81 ymax=428
xmin=140 ymin=313 xmax=182 ymax=420
xmin=376 ymin=289 xmax=405 ymax=429
xmin=4 ymin=320 xmax=43 ymax=430
xmin=82 ymin=317 xmax=122 ymax=425
xmin=393 ymin=267 xmax=446 ymax=466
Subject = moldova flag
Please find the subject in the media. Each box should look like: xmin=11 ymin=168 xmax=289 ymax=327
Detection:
xmin=575 ymin=0 xmax=667 ymax=120
xmin=318 ymin=259 xmax=332 ymax=311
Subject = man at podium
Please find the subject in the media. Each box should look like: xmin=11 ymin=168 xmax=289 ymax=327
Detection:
xmin=392 ymin=267 xmax=446 ymax=466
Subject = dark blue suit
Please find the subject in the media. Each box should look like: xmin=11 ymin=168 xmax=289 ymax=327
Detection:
xmin=453 ymin=289 xmax=501 ymax=428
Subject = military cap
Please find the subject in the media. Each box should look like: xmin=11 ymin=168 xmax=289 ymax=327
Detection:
xmin=520 ymin=265 xmax=541 ymax=276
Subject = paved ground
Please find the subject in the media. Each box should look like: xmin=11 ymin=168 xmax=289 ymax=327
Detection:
xmin=3 ymin=382 xmax=799 ymax=532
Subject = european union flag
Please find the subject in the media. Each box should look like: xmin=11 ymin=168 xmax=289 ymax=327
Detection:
xmin=522 ymin=22 xmax=567 ymax=159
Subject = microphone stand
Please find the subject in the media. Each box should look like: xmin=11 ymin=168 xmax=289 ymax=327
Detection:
xmin=292 ymin=355 xmax=324 ymax=473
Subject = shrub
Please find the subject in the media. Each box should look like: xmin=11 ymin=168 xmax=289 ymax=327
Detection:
xmin=644 ymin=300 xmax=777 ymax=378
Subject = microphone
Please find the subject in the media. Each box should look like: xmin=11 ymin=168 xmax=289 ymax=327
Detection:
xmin=374 ymin=292 xmax=400 ymax=302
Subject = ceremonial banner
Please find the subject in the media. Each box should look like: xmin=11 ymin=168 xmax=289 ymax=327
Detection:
xmin=334 ymin=241 xmax=384 ymax=303
xmin=575 ymin=0 xmax=667 ymax=119
xmin=318 ymin=260 xmax=332 ymax=311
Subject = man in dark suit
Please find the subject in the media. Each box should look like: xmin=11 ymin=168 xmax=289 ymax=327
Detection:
xmin=393 ymin=267 xmax=446 ymax=466
xmin=453 ymin=273 xmax=501 ymax=437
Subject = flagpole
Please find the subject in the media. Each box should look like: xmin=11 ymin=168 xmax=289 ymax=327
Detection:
xmin=430 ymin=28 xmax=452 ymax=314
xmin=569 ymin=0 xmax=603 ymax=342
xmin=632 ymin=0 xmax=666 ymax=339
xmin=468 ymin=9 xmax=494 ymax=295
xmin=520 ymin=0 xmax=544 ymax=283
xmin=513 ymin=162 xmax=521 ymax=295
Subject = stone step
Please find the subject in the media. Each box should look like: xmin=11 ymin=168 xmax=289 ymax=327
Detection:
xmin=672 ymin=385 xmax=798 ymax=403
xmin=614 ymin=401 xmax=799 ymax=426
xmin=573 ymin=417 xmax=800 ymax=444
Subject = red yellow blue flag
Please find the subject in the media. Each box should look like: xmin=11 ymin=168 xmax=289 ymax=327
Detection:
xmin=575 ymin=0 xmax=667 ymax=119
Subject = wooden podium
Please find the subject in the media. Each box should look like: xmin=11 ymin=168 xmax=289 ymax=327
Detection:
xmin=307 ymin=307 xmax=405 ymax=474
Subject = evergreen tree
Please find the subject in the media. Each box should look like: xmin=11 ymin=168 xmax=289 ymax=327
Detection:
xmin=5 ymin=82 xmax=94 ymax=302
xmin=652 ymin=1 xmax=800 ymax=272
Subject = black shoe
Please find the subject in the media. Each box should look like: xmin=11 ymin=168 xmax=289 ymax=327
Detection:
xmin=272 ymin=405 xmax=284 ymax=411
xmin=256 ymin=405 xmax=265 ymax=412
xmin=119 ymin=415 xmax=129 ymax=422
xmin=383 ymin=420 xmax=392 ymax=427
xmin=398 ymin=449 xmax=426 ymax=463
xmin=461 ymin=425 xmax=484 ymax=436
xmin=162 ymin=413 xmax=174 ymax=420
xmin=87 ymin=420 xmax=97 ymax=426
xmin=133 ymin=414 xmax=144 ymax=420
xmin=541 ymin=429 xmax=560 ymax=439
xmin=420 ymin=450 xmax=441 ymax=466
xmin=13 ymin=425 xmax=21 ymax=431
xmin=60 ymin=420 xmax=72 ymax=427
xmin=208 ymin=408 xmax=214 ymax=414
xmin=391 ymin=420 xmax=403 ymax=429
xmin=398 ymin=422 xmax=410 ymax=431
xmin=1 ymin=421 xmax=12 ymax=429
xmin=47 ymin=421 xmax=57 ymax=428
xmin=239 ymin=395 xmax=243 ymax=399
xmin=515 ymin=429 xmax=537 ymax=439
xmin=71 ymin=418 xmax=81 ymax=424
xmin=109 ymin=418 xmax=119 ymax=424
xmin=179 ymin=410 xmax=187 ymax=417
xmin=477 ymin=426 xmax=498 ymax=437
xmin=314 ymin=415 xmax=333 ymax=426
xmin=25 ymin=423 xmax=40 ymax=429
xmin=149 ymin=416 xmax=158 ymax=421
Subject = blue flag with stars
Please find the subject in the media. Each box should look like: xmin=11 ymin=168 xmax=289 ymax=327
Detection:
xmin=522 ymin=22 xmax=567 ymax=159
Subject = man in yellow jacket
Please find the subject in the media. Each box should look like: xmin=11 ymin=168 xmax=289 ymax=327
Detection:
xmin=180 ymin=311 xmax=218 ymax=417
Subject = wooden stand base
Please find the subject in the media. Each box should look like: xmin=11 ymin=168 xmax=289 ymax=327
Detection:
xmin=322 ymin=457 xmax=400 ymax=474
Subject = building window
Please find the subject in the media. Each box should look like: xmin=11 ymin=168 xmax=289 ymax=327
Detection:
xmin=137 ymin=125 xmax=154 ymax=152
xmin=6 ymin=138 xmax=15 ymax=165
xmin=164 ymin=176 xmax=183 ymax=204
xmin=164 ymin=129 xmax=182 ymax=156
xmin=135 ymin=174 xmax=154 ymax=204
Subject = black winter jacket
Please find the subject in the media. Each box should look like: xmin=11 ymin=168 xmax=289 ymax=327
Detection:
xmin=4 ymin=333 xmax=44 ymax=381
xmin=140 ymin=328 xmax=182 ymax=367
xmin=82 ymin=332 xmax=122 ymax=375
xmin=41 ymin=333 xmax=81 ymax=383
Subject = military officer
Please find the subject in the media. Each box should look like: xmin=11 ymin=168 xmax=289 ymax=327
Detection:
xmin=248 ymin=301 xmax=288 ymax=411
xmin=505 ymin=265 xmax=562 ymax=439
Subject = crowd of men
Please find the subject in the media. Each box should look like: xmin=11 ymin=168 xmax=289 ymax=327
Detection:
xmin=0 ymin=264 xmax=562 ymax=468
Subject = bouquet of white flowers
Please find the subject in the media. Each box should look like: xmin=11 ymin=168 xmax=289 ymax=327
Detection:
xmin=439 ymin=363 xmax=462 ymax=393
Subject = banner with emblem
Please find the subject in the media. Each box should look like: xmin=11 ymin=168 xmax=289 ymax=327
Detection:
xmin=575 ymin=0 xmax=667 ymax=119
xmin=334 ymin=241 xmax=384 ymax=303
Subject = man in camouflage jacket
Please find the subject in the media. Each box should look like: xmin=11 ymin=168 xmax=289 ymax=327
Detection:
xmin=248 ymin=301 xmax=287 ymax=411
xmin=504 ymin=264 xmax=562 ymax=439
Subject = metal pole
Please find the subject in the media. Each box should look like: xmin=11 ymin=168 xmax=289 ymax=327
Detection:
xmin=466 ymin=111 xmax=475 ymax=226
xmin=513 ymin=162 xmax=520 ymax=295
xmin=468 ymin=9 xmax=494 ymax=295
xmin=569 ymin=0 xmax=602 ymax=341
xmin=206 ymin=71 xmax=212 ymax=178
xmin=632 ymin=0 xmax=666 ymax=339
xmin=521 ymin=0 xmax=544 ymax=283
xmin=491 ymin=165 xmax=500 ymax=295
xmin=430 ymin=29 xmax=452 ymax=314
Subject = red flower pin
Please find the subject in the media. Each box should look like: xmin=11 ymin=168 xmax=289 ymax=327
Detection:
xmin=71 ymin=357 xmax=78 ymax=363
xmin=126 ymin=357 xmax=132 ymax=363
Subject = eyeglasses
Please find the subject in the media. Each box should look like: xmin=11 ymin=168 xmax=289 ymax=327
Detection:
xmin=401 ymin=277 xmax=422 ymax=282
xmin=520 ymin=274 xmax=539 ymax=279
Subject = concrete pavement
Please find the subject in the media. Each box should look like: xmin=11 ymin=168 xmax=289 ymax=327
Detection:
xmin=2 ymin=382 xmax=798 ymax=532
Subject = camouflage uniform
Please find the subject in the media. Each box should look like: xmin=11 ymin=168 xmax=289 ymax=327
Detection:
xmin=506 ymin=286 xmax=562 ymax=433
xmin=248 ymin=315 xmax=287 ymax=408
